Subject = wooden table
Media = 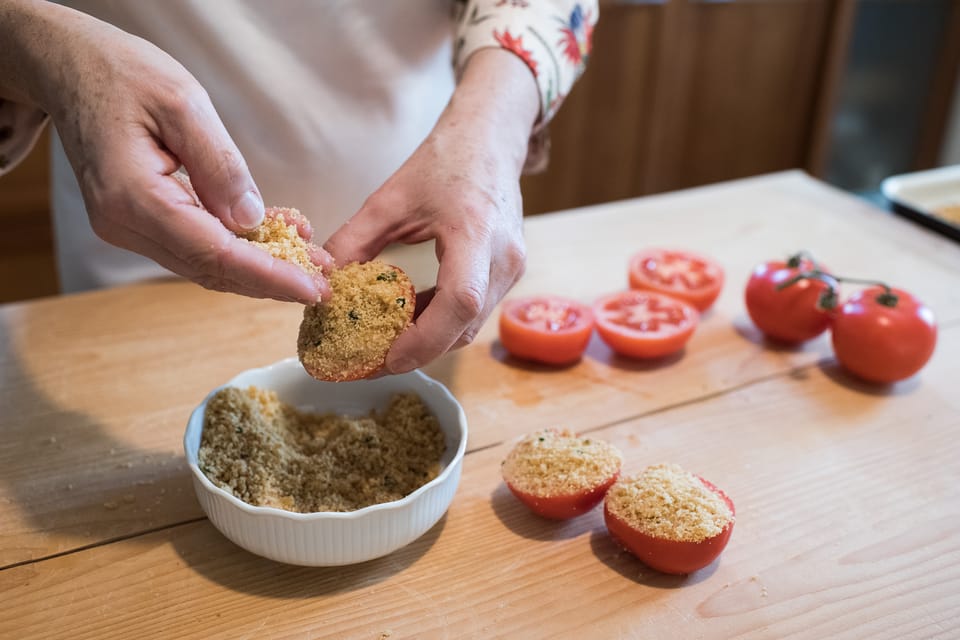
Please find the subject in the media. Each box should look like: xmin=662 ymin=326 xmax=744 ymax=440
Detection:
xmin=3 ymin=171 xmax=959 ymax=639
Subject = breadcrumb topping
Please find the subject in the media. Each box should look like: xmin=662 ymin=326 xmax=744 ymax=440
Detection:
xmin=198 ymin=386 xmax=445 ymax=513
xmin=501 ymin=429 xmax=623 ymax=496
xmin=240 ymin=207 xmax=322 ymax=275
xmin=605 ymin=463 xmax=734 ymax=542
xmin=298 ymin=261 xmax=413 ymax=381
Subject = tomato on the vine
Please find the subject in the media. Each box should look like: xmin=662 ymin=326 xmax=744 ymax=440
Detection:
xmin=831 ymin=286 xmax=937 ymax=384
xmin=629 ymin=249 xmax=724 ymax=312
xmin=744 ymin=257 xmax=833 ymax=344
xmin=593 ymin=290 xmax=698 ymax=359
xmin=499 ymin=296 xmax=595 ymax=365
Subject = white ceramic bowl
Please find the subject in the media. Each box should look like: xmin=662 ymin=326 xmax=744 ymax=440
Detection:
xmin=183 ymin=357 xmax=467 ymax=566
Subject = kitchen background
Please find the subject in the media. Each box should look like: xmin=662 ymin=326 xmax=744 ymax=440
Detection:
xmin=1 ymin=0 xmax=957 ymax=303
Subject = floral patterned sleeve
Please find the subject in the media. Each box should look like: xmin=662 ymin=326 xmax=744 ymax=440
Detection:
xmin=454 ymin=0 xmax=598 ymax=128
xmin=0 ymin=99 xmax=48 ymax=177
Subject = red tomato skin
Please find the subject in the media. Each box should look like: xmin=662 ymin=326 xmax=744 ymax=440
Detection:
xmin=593 ymin=291 xmax=698 ymax=359
xmin=831 ymin=287 xmax=937 ymax=384
xmin=744 ymin=259 xmax=832 ymax=344
xmin=603 ymin=477 xmax=735 ymax=575
xmin=506 ymin=473 xmax=620 ymax=520
xmin=499 ymin=297 xmax=595 ymax=366
xmin=629 ymin=249 xmax=725 ymax=312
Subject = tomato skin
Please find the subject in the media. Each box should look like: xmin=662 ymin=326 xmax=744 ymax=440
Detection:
xmin=593 ymin=291 xmax=698 ymax=359
xmin=744 ymin=259 xmax=832 ymax=344
xmin=506 ymin=473 xmax=620 ymax=520
xmin=629 ymin=249 xmax=725 ymax=312
xmin=831 ymin=287 xmax=937 ymax=384
xmin=604 ymin=477 xmax=735 ymax=575
xmin=499 ymin=297 xmax=595 ymax=365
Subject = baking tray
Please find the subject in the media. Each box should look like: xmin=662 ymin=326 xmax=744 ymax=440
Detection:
xmin=881 ymin=164 xmax=960 ymax=242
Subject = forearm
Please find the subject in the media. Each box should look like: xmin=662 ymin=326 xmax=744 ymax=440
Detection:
xmin=442 ymin=48 xmax=540 ymax=176
xmin=0 ymin=0 xmax=72 ymax=109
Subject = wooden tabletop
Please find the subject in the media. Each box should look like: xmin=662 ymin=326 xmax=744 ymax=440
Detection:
xmin=3 ymin=171 xmax=959 ymax=639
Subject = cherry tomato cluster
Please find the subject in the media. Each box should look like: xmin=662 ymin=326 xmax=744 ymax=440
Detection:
xmin=499 ymin=248 xmax=724 ymax=365
xmin=745 ymin=253 xmax=938 ymax=384
xmin=502 ymin=431 xmax=734 ymax=575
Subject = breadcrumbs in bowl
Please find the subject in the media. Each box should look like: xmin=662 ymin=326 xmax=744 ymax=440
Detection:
xmin=501 ymin=429 xmax=623 ymax=519
xmin=183 ymin=357 xmax=468 ymax=566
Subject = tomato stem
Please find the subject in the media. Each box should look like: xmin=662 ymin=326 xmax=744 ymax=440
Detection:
xmin=775 ymin=271 xmax=898 ymax=308
xmin=786 ymin=251 xmax=819 ymax=270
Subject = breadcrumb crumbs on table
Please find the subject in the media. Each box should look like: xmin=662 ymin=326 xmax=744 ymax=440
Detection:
xmin=501 ymin=429 xmax=623 ymax=497
xmin=198 ymin=386 xmax=445 ymax=513
xmin=605 ymin=463 xmax=734 ymax=543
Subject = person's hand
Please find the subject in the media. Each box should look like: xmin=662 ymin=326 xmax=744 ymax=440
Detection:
xmin=0 ymin=1 xmax=329 ymax=302
xmin=324 ymin=49 xmax=540 ymax=373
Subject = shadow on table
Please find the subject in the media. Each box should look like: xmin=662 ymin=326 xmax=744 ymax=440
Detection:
xmin=0 ymin=315 xmax=192 ymax=569
xmin=170 ymin=515 xmax=447 ymax=598
xmin=489 ymin=483 xmax=599 ymax=542
xmin=588 ymin=528 xmax=719 ymax=588
xmin=817 ymin=361 xmax=921 ymax=397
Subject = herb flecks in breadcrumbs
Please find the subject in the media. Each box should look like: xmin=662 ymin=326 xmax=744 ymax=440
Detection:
xmin=198 ymin=386 xmax=445 ymax=513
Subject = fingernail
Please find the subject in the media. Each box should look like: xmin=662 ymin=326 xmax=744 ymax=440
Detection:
xmin=387 ymin=356 xmax=418 ymax=374
xmin=232 ymin=190 xmax=265 ymax=230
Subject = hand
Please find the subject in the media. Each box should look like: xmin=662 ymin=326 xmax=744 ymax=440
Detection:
xmin=324 ymin=49 xmax=540 ymax=373
xmin=0 ymin=1 xmax=328 ymax=302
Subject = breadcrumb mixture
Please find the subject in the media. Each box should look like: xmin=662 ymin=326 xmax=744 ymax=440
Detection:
xmin=198 ymin=386 xmax=445 ymax=513
xmin=501 ymin=429 xmax=623 ymax=496
xmin=605 ymin=463 xmax=734 ymax=542
xmin=239 ymin=207 xmax=323 ymax=275
xmin=298 ymin=261 xmax=413 ymax=381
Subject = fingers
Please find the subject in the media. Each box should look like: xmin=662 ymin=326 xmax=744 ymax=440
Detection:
xmin=323 ymin=193 xmax=400 ymax=266
xmin=385 ymin=237 xmax=492 ymax=373
xmin=154 ymin=84 xmax=265 ymax=233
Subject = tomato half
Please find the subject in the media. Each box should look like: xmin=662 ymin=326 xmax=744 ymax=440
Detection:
xmin=499 ymin=296 xmax=594 ymax=365
xmin=593 ymin=291 xmax=698 ymax=359
xmin=831 ymin=286 xmax=937 ymax=384
xmin=502 ymin=430 xmax=623 ymax=520
xmin=629 ymin=249 xmax=725 ymax=312
xmin=744 ymin=258 xmax=833 ymax=344
xmin=604 ymin=470 xmax=735 ymax=575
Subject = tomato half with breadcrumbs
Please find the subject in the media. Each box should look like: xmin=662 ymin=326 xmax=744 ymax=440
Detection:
xmin=604 ymin=464 xmax=735 ymax=575
xmin=593 ymin=290 xmax=698 ymax=359
xmin=499 ymin=296 xmax=595 ymax=365
xmin=629 ymin=249 xmax=725 ymax=312
xmin=502 ymin=429 xmax=623 ymax=520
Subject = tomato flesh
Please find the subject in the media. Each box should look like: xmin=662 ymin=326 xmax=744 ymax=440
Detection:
xmin=507 ymin=474 xmax=620 ymax=520
xmin=629 ymin=249 xmax=724 ymax=312
xmin=744 ymin=258 xmax=832 ymax=344
xmin=499 ymin=297 xmax=595 ymax=365
xmin=604 ymin=477 xmax=735 ymax=575
xmin=593 ymin=291 xmax=698 ymax=358
xmin=831 ymin=286 xmax=937 ymax=384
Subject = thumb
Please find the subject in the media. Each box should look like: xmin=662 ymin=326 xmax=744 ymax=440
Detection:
xmin=323 ymin=197 xmax=397 ymax=265
xmin=156 ymin=87 xmax=264 ymax=232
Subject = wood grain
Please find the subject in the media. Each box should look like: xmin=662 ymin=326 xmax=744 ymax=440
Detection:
xmin=3 ymin=326 xmax=959 ymax=639
xmin=3 ymin=172 xmax=960 ymax=638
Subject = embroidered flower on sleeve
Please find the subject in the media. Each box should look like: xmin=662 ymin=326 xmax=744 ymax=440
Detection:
xmin=558 ymin=4 xmax=593 ymax=67
xmin=493 ymin=29 xmax=538 ymax=76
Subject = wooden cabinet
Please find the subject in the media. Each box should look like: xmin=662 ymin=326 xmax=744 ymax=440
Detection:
xmin=522 ymin=0 xmax=836 ymax=214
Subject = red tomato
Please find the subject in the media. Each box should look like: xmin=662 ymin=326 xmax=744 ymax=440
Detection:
xmin=629 ymin=249 xmax=725 ymax=312
xmin=744 ymin=258 xmax=833 ymax=343
xmin=499 ymin=297 xmax=595 ymax=365
xmin=604 ymin=476 xmax=735 ymax=575
xmin=593 ymin=291 xmax=698 ymax=359
xmin=507 ymin=475 xmax=620 ymax=520
xmin=831 ymin=286 xmax=937 ymax=384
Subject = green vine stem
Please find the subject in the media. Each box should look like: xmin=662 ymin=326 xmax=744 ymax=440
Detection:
xmin=776 ymin=270 xmax=898 ymax=309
